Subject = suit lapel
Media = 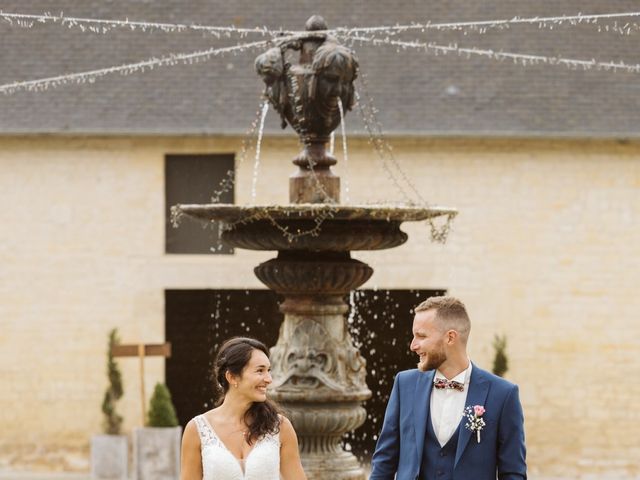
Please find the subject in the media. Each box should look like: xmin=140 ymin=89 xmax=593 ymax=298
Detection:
xmin=414 ymin=370 xmax=434 ymax=462
xmin=454 ymin=365 xmax=490 ymax=468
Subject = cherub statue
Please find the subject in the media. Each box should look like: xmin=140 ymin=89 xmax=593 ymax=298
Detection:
xmin=254 ymin=46 xmax=288 ymax=129
xmin=308 ymin=41 xmax=359 ymax=132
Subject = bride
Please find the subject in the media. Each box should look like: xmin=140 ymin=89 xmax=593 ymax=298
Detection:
xmin=180 ymin=337 xmax=307 ymax=480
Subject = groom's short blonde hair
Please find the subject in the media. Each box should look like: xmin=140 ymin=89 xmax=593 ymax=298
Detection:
xmin=415 ymin=296 xmax=471 ymax=343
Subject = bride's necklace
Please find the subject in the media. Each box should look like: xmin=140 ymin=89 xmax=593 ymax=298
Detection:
xmin=230 ymin=425 xmax=249 ymax=438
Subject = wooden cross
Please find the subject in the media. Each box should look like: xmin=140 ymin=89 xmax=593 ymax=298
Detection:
xmin=111 ymin=342 xmax=172 ymax=425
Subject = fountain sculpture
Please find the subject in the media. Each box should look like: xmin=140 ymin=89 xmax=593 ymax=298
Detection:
xmin=174 ymin=15 xmax=456 ymax=480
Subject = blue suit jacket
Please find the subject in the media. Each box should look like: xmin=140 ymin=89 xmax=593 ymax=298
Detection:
xmin=370 ymin=364 xmax=526 ymax=480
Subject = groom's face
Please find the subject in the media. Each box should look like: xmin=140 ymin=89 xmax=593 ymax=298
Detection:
xmin=411 ymin=309 xmax=447 ymax=372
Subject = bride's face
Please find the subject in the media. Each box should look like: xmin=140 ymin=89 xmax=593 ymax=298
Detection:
xmin=233 ymin=349 xmax=273 ymax=402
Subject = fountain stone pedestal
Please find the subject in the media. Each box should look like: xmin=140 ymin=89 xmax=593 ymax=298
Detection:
xmin=257 ymin=250 xmax=371 ymax=478
xmin=174 ymin=15 xmax=457 ymax=480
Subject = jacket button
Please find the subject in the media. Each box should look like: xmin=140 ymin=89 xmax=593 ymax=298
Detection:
xmin=437 ymin=469 xmax=444 ymax=476
xmin=439 ymin=451 xmax=446 ymax=457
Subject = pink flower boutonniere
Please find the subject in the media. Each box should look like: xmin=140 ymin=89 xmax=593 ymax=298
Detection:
xmin=464 ymin=405 xmax=486 ymax=443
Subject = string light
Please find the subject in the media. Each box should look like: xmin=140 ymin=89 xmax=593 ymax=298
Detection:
xmin=4 ymin=32 xmax=634 ymax=98
xmin=0 ymin=39 xmax=272 ymax=95
xmin=336 ymin=11 xmax=640 ymax=36
xmin=3 ymin=10 xmax=640 ymax=37
xmin=348 ymin=35 xmax=640 ymax=74
xmin=170 ymin=96 xmax=340 ymax=242
xmin=354 ymin=77 xmax=456 ymax=244
xmin=354 ymin=90 xmax=413 ymax=205
xmin=210 ymin=99 xmax=268 ymax=204
xmin=0 ymin=10 xmax=282 ymax=37
xmin=354 ymin=71 xmax=429 ymax=206
xmin=15 ymin=10 xmax=640 ymax=244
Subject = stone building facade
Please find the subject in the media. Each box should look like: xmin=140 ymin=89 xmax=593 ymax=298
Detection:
xmin=1 ymin=135 xmax=638 ymax=477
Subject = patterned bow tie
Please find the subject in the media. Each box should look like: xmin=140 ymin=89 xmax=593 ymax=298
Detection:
xmin=433 ymin=378 xmax=465 ymax=392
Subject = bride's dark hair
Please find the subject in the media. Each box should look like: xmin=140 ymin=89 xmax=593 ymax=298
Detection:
xmin=213 ymin=337 xmax=281 ymax=444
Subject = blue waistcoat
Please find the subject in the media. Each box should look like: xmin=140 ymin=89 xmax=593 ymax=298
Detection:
xmin=420 ymin=413 xmax=461 ymax=480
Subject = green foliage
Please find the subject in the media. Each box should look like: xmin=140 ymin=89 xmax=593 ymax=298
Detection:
xmin=492 ymin=334 xmax=509 ymax=378
xmin=147 ymin=383 xmax=179 ymax=427
xmin=101 ymin=329 xmax=124 ymax=434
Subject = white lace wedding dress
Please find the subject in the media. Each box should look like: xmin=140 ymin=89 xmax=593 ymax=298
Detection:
xmin=194 ymin=414 xmax=281 ymax=480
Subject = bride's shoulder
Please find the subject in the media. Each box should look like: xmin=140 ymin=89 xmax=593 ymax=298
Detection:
xmin=277 ymin=415 xmax=296 ymax=439
xmin=193 ymin=407 xmax=221 ymax=424
xmin=182 ymin=417 xmax=202 ymax=448
xmin=277 ymin=414 xmax=291 ymax=428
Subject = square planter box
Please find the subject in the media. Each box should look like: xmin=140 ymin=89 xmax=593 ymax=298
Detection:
xmin=133 ymin=426 xmax=182 ymax=480
xmin=91 ymin=434 xmax=128 ymax=480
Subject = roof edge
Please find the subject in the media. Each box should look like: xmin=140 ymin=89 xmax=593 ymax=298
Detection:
xmin=1 ymin=129 xmax=639 ymax=142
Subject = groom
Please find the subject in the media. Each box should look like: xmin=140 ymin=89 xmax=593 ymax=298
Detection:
xmin=370 ymin=296 xmax=526 ymax=480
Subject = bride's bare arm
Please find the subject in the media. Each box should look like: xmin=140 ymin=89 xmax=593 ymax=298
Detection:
xmin=180 ymin=420 xmax=203 ymax=480
xmin=279 ymin=416 xmax=307 ymax=480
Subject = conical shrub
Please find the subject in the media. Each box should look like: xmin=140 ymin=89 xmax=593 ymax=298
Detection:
xmin=147 ymin=383 xmax=179 ymax=427
xmin=492 ymin=334 xmax=509 ymax=378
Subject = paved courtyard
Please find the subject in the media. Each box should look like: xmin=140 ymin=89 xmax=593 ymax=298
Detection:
xmin=0 ymin=474 xmax=89 ymax=480
xmin=2 ymin=471 xmax=632 ymax=480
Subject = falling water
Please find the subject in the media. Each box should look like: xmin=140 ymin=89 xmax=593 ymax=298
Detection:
xmin=167 ymin=287 xmax=434 ymax=462
xmin=251 ymin=101 xmax=270 ymax=202
xmin=347 ymin=290 xmax=357 ymax=325
xmin=337 ymin=98 xmax=350 ymax=203
xmin=329 ymin=130 xmax=335 ymax=154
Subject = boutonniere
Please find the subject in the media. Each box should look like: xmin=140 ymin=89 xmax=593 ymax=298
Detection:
xmin=464 ymin=405 xmax=486 ymax=443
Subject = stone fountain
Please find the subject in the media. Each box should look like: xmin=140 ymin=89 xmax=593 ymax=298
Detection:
xmin=174 ymin=16 xmax=456 ymax=480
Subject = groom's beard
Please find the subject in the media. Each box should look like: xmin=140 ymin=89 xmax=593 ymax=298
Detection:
xmin=417 ymin=344 xmax=446 ymax=372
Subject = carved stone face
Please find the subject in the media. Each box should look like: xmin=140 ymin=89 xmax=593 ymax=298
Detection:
xmin=310 ymin=44 xmax=358 ymax=129
xmin=286 ymin=348 xmax=329 ymax=387
xmin=255 ymin=47 xmax=283 ymax=86
xmin=315 ymin=61 xmax=348 ymax=116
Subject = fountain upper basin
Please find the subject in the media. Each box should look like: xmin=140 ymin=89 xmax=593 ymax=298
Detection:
xmin=174 ymin=203 xmax=457 ymax=252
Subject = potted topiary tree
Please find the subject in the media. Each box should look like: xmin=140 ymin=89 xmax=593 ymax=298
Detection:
xmin=133 ymin=382 xmax=181 ymax=480
xmin=492 ymin=334 xmax=509 ymax=378
xmin=91 ymin=328 xmax=128 ymax=479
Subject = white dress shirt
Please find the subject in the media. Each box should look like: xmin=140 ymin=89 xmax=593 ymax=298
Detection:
xmin=429 ymin=362 xmax=472 ymax=447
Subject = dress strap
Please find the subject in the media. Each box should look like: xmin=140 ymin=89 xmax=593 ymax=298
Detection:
xmin=194 ymin=415 xmax=217 ymax=447
xmin=262 ymin=431 xmax=281 ymax=448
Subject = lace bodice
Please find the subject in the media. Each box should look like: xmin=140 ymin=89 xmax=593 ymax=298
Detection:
xmin=194 ymin=414 xmax=280 ymax=480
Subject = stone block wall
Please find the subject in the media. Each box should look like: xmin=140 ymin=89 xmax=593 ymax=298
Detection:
xmin=0 ymin=135 xmax=638 ymax=477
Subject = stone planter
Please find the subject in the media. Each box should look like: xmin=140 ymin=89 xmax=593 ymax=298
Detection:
xmin=133 ymin=426 xmax=182 ymax=480
xmin=91 ymin=434 xmax=128 ymax=480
